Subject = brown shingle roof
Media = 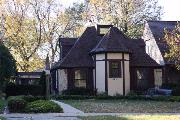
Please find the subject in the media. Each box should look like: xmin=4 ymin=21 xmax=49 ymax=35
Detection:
xmin=127 ymin=39 xmax=160 ymax=67
xmin=91 ymin=27 xmax=131 ymax=53
xmin=56 ymin=26 xmax=100 ymax=69
xmin=51 ymin=26 xmax=160 ymax=70
xmin=59 ymin=38 xmax=77 ymax=59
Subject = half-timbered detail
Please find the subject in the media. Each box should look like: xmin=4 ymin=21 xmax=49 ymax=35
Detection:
xmin=50 ymin=22 xmax=180 ymax=96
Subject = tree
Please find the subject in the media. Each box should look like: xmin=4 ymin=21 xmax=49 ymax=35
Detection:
xmin=1 ymin=0 xmax=86 ymax=71
xmin=0 ymin=43 xmax=16 ymax=91
xmin=164 ymin=24 xmax=180 ymax=69
xmin=85 ymin=0 xmax=162 ymax=38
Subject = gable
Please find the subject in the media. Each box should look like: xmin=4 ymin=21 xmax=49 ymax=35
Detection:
xmin=146 ymin=21 xmax=178 ymax=64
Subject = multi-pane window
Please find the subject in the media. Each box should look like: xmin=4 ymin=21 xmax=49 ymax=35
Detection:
xmin=74 ymin=70 xmax=86 ymax=88
xmin=109 ymin=61 xmax=121 ymax=78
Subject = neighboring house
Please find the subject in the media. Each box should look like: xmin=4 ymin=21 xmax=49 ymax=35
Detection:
xmin=143 ymin=21 xmax=180 ymax=85
xmin=51 ymin=25 xmax=164 ymax=96
xmin=15 ymin=72 xmax=42 ymax=85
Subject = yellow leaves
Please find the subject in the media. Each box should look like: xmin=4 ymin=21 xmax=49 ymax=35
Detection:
xmin=164 ymin=23 xmax=180 ymax=69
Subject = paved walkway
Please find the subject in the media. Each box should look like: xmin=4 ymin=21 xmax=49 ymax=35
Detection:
xmin=51 ymin=100 xmax=84 ymax=114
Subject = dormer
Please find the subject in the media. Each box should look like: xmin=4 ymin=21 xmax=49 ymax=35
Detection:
xmin=97 ymin=25 xmax=113 ymax=36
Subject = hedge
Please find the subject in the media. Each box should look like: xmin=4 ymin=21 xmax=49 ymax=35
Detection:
xmin=5 ymin=83 xmax=44 ymax=97
xmin=7 ymin=96 xmax=62 ymax=113
xmin=24 ymin=100 xmax=63 ymax=113
xmin=55 ymin=95 xmax=180 ymax=102
xmin=62 ymin=88 xmax=96 ymax=96
xmin=7 ymin=96 xmax=27 ymax=113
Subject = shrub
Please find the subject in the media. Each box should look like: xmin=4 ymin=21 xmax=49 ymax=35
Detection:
xmin=127 ymin=91 xmax=138 ymax=96
xmin=172 ymin=87 xmax=180 ymax=96
xmin=161 ymin=83 xmax=178 ymax=89
xmin=5 ymin=83 xmax=43 ymax=97
xmin=19 ymin=95 xmax=45 ymax=102
xmin=161 ymin=83 xmax=180 ymax=96
xmin=24 ymin=100 xmax=63 ymax=113
xmin=55 ymin=95 xmax=93 ymax=100
xmin=62 ymin=88 xmax=95 ymax=96
xmin=7 ymin=96 xmax=27 ymax=113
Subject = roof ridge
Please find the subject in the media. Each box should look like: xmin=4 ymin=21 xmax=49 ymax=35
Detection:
xmin=91 ymin=27 xmax=130 ymax=53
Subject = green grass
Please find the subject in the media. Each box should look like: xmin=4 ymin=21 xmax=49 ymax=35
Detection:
xmin=0 ymin=99 xmax=5 ymax=113
xmin=79 ymin=115 xmax=180 ymax=120
xmin=0 ymin=116 xmax=5 ymax=120
xmin=63 ymin=100 xmax=180 ymax=113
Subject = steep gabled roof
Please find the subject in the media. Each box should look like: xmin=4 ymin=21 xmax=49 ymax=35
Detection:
xmin=91 ymin=27 xmax=131 ymax=53
xmin=127 ymin=39 xmax=160 ymax=67
xmin=147 ymin=21 xmax=177 ymax=41
xmin=51 ymin=26 xmax=160 ymax=70
xmin=59 ymin=38 xmax=77 ymax=59
xmin=55 ymin=27 xmax=100 ymax=69
xmin=147 ymin=21 xmax=178 ymax=64
xmin=60 ymin=38 xmax=77 ymax=46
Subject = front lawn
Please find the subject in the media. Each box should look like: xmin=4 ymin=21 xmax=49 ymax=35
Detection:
xmin=79 ymin=115 xmax=180 ymax=120
xmin=63 ymin=100 xmax=180 ymax=113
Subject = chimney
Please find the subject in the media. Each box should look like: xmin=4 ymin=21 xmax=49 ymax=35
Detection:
xmin=97 ymin=24 xmax=113 ymax=36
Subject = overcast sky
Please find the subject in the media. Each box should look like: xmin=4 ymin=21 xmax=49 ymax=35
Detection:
xmin=60 ymin=0 xmax=180 ymax=21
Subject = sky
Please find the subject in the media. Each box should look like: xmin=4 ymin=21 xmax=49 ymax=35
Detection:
xmin=60 ymin=0 xmax=180 ymax=21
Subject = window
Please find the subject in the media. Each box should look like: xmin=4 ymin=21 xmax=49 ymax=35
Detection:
xmin=74 ymin=70 xmax=86 ymax=88
xmin=109 ymin=61 xmax=121 ymax=78
xmin=100 ymin=28 xmax=109 ymax=35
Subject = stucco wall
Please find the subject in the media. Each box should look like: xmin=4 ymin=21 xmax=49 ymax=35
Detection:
xmin=107 ymin=53 xmax=130 ymax=96
xmin=107 ymin=61 xmax=124 ymax=96
xmin=58 ymin=69 xmax=68 ymax=93
xmin=96 ymin=54 xmax=106 ymax=93
xmin=124 ymin=61 xmax=130 ymax=94
xmin=142 ymin=22 xmax=165 ymax=65
xmin=107 ymin=53 xmax=122 ymax=59
xmin=154 ymin=69 xmax=162 ymax=87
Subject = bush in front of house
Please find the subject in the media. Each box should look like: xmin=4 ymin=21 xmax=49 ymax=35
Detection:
xmin=172 ymin=87 xmax=180 ymax=96
xmin=7 ymin=96 xmax=27 ymax=113
xmin=7 ymin=96 xmax=63 ymax=113
xmin=18 ymin=95 xmax=45 ymax=102
xmin=5 ymin=83 xmax=43 ymax=97
xmin=24 ymin=100 xmax=63 ymax=113
xmin=55 ymin=94 xmax=180 ymax=102
xmin=7 ymin=95 xmax=45 ymax=113
xmin=62 ymin=88 xmax=95 ymax=96
xmin=161 ymin=83 xmax=180 ymax=96
xmin=55 ymin=95 xmax=93 ymax=100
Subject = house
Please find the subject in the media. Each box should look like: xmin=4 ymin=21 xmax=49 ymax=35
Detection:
xmin=51 ymin=24 xmax=165 ymax=96
xmin=143 ymin=21 xmax=180 ymax=85
xmin=15 ymin=72 xmax=42 ymax=85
